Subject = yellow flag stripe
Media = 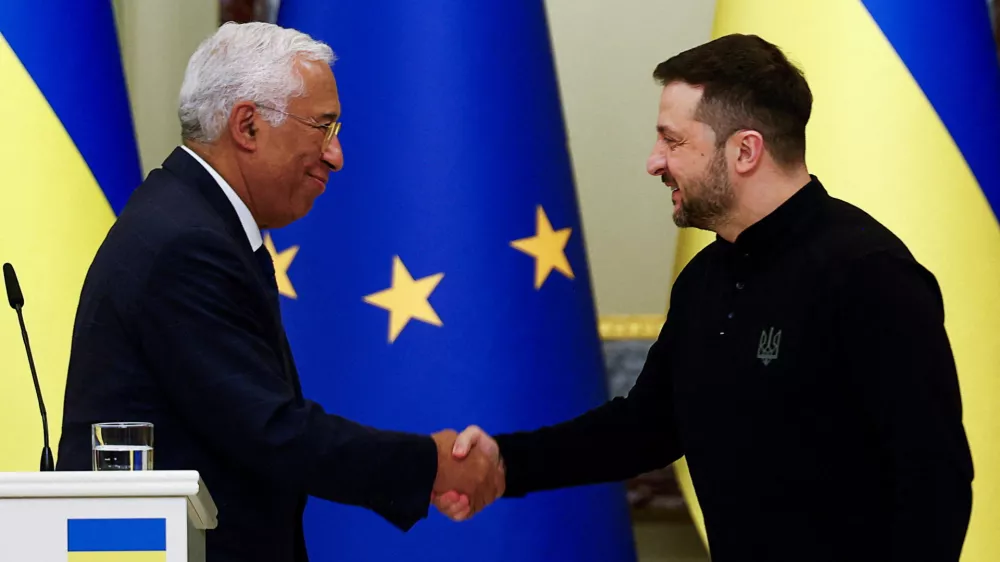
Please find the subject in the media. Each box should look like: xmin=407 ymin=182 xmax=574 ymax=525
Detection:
xmin=674 ymin=2 xmax=1000 ymax=560
xmin=0 ymin=33 xmax=117 ymax=470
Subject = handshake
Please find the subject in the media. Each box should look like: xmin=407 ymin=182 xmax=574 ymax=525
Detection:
xmin=430 ymin=425 xmax=501 ymax=521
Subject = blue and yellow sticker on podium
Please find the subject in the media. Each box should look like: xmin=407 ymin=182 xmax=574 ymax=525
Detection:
xmin=67 ymin=518 xmax=166 ymax=562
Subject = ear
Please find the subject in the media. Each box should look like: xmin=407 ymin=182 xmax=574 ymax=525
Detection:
xmin=229 ymin=101 xmax=258 ymax=152
xmin=732 ymin=130 xmax=765 ymax=174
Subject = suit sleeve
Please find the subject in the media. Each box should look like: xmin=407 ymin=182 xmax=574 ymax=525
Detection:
xmin=136 ymin=229 xmax=437 ymax=530
xmin=838 ymin=253 xmax=973 ymax=561
xmin=494 ymin=311 xmax=682 ymax=497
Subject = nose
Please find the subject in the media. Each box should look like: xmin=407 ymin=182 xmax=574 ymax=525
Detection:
xmin=322 ymin=134 xmax=344 ymax=171
xmin=647 ymin=143 xmax=666 ymax=177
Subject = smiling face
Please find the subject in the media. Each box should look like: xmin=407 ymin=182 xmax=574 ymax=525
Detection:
xmin=646 ymin=81 xmax=736 ymax=231
xmin=240 ymin=58 xmax=344 ymax=229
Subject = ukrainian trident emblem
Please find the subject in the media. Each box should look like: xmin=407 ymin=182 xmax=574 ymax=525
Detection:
xmin=757 ymin=327 xmax=781 ymax=366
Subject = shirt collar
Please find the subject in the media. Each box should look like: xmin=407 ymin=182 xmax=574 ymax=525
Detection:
xmin=721 ymin=175 xmax=828 ymax=256
xmin=180 ymin=145 xmax=263 ymax=251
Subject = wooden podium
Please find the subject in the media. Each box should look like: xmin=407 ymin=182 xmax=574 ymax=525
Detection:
xmin=0 ymin=470 xmax=217 ymax=561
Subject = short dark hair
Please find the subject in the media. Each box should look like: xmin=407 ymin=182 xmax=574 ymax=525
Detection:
xmin=652 ymin=34 xmax=812 ymax=167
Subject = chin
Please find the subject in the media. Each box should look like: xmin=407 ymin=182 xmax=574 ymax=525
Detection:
xmin=286 ymin=205 xmax=314 ymax=225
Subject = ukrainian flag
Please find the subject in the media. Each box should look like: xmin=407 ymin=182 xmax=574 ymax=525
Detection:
xmin=0 ymin=1 xmax=141 ymax=470
xmin=672 ymin=1 xmax=1000 ymax=560
xmin=67 ymin=518 xmax=166 ymax=561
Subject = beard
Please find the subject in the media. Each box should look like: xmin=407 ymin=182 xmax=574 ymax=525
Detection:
xmin=672 ymin=147 xmax=735 ymax=231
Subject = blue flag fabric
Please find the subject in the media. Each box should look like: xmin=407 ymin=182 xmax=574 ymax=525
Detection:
xmin=276 ymin=2 xmax=637 ymax=561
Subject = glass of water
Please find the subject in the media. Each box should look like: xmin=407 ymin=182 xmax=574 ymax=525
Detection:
xmin=91 ymin=422 xmax=154 ymax=471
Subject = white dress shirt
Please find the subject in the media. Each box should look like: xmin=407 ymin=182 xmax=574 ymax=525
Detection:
xmin=181 ymin=145 xmax=263 ymax=251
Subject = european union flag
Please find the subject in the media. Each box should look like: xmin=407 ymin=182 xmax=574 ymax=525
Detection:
xmin=274 ymin=2 xmax=637 ymax=561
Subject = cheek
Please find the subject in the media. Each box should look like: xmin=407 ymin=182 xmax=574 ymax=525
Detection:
xmin=279 ymin=151 xmax=310 ymax=179
xmin=669 ymin=157 xmax=695 ymax=180
xmin=677 ymin=153 xmax=712 ymax=177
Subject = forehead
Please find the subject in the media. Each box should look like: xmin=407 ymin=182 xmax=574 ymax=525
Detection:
xmin=657 ymin=81 xmax=704 ymax=131
xmin=290 ymin=59 xmax=340 ymax=114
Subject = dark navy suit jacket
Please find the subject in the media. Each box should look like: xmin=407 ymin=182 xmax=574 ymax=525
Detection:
xmin=56 ymin=147 xmax=438 ymax=562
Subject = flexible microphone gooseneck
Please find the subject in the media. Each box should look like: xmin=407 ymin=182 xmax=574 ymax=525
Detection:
xmin=3 ymin=263 xmax=54 ymax=471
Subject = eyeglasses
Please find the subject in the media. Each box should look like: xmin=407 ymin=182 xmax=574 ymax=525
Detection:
xmin=255 ymin=103 xmax=341 ymax=151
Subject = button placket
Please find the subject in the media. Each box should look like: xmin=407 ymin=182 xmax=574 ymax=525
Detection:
xmin=723 ymin=250 xmax=750 ymax=335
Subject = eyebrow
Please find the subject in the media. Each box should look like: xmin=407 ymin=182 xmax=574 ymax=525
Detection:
xmin=657 ymin=124 xmax=679 ymax=137
xmin=319 ymin=112 xmax=340 ymax=123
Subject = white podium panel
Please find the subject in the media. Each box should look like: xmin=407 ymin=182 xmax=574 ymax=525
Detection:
xmin=0 ymin=471 xmax=217 ymax=562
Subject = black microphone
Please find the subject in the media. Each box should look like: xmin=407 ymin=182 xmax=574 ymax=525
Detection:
xmin=3 ymin=263 xmax=54 ymax=471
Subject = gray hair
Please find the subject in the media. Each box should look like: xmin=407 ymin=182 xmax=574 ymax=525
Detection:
xmin=178 ymin=21 xmax=335 ymax=143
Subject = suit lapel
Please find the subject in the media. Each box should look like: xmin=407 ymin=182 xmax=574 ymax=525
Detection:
xmin=162 ymin=147 xmax=302 ymax=396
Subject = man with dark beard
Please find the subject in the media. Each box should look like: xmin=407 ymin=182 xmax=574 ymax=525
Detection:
xmin=432 ymin=34 xmax=974 ymax=562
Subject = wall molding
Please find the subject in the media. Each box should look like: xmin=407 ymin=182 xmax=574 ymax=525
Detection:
xmin=598 ymin=314 xmax=666 ymax=340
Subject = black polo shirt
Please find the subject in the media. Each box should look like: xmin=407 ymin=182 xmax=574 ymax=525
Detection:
xmin=496 ymin=176 xmax=973 ymax=562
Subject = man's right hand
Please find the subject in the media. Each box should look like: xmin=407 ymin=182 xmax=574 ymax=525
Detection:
xmin=431 ymin=428 xmax=504 ymax=519
xmin=431 ymin=425 xmax=503 ymax=521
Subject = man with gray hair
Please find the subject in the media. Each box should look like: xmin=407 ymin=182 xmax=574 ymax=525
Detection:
xmin=55 ymin=22 xmax=501 ymax=562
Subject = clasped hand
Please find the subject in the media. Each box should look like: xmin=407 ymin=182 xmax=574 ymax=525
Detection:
xmin=430 ymin=425 xmax=500 ymax=521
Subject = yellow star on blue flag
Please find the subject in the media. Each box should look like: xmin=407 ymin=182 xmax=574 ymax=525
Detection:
xmin=511 ymin=205 xmax=575 ymax=289
xmin=363 ymin=257 xmax=443 ymax=343
xmin=263 ymin=233 xmax=299 ymax=299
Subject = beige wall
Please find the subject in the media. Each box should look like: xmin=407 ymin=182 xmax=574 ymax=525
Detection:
xmin=111 ymin=0 xmax=716 ymax=317
xmin=544 ymin=1 xmax=715 ymax=316
xmin=112 ymin=0 xmax=219 ymax=176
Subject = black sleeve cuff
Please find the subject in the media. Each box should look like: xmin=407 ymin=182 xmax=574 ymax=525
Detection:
xmin=495 ymin=432 xmax=532 ymax=498
xmin=367 ymin=434 xmax=438 ymax=531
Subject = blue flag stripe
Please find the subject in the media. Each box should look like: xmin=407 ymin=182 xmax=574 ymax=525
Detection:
xmin=67 ymin=518 xmax=166 ymax=552
xmin=862 ymin=0 xmax=1000 ymax=219
xmin=0 ymin=0 xmax=141 ymax=214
